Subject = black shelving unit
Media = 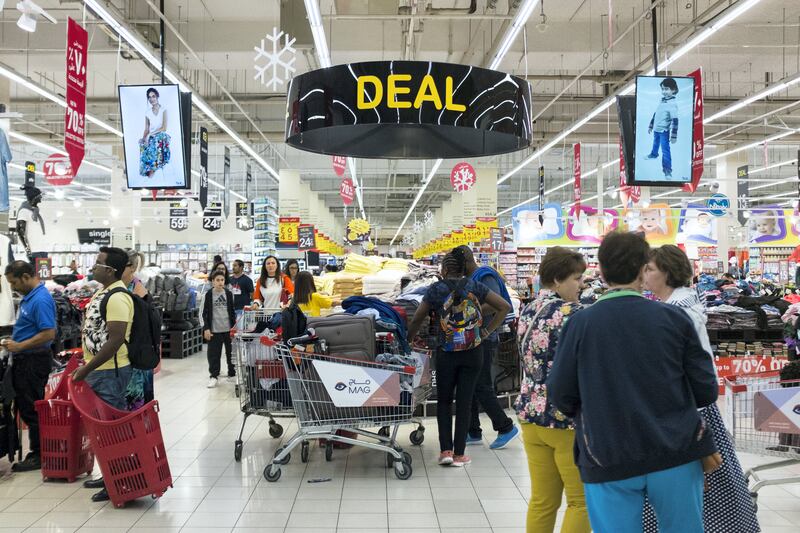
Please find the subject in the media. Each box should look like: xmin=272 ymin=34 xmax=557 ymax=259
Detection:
xmin=161 ymin=327 xmax=203 ymax=359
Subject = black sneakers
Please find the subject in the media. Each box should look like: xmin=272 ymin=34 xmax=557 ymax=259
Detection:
xmin=11 ymin=452 xmax=41 ymax=472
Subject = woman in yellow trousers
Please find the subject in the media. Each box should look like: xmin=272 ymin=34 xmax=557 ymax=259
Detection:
xmin=515 ymin=248 xmax=590 ymax=533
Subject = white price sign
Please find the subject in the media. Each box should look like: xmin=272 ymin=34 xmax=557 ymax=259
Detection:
xmin=169 ymin=204 xmax=188 ymax=232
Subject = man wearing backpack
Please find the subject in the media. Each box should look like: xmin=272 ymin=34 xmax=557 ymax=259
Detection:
xmin=454 ymin=246 xmax=519 ymax=449
xmin=72 ymin=247 xmax=135 ymax=502
xmin=407 ymin=252 xmax=510 ymax=467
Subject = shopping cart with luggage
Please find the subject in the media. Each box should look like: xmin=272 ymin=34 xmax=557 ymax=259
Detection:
xmin=34 ymin=355 xmax=94 ymax=482
xmin=724 ymin=370 xmax=800 ymax=510
xmin=262 ymin=339 xmax=432 ymax=482
xmin=232 ymin=307 xmax=294 ymax=462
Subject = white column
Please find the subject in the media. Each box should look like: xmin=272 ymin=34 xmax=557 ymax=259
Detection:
xmin=715 ymin=152 xmax=749 ymax=264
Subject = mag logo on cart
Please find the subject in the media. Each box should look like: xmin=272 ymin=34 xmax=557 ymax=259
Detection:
xmin=313 ymin=360 xmax=400 ymax=407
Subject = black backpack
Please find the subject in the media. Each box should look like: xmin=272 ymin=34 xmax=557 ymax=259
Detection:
xmin=101 ymin=287 xmax=162 ymax=370
xmin=281 ymin=301 xmax=307 ymax=342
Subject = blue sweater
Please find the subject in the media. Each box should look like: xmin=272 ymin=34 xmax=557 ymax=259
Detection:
xmin=547 ymin=292 xmax=718 ymax=484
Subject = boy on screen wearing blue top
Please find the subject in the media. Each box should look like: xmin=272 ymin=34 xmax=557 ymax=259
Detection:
xmin=646 ymin=77 xmax=679 ymax=178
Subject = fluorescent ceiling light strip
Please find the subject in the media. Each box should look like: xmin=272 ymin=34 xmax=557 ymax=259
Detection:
xmin=488 ymin=0 xmax=540 ymax=70
xmin=0 ymin=63 xmax=122 ymax=137
xmin=707 ymin=129 xmax=797 ymax=161
xmin=83 ymin=0 xmax=279 ymax=182
xmin=8 ymin=131 xmax=112 ymax=173
xmin=496 ymin=0 xmax=764 ymax=190
xmin=347 ymin=157 xmax=366 ymax=218
xmin=304 ymin=0 xmax=331 ymax=68
xmin=390 ymin=159 xmax=442 ymax=244
xmin=705 ymin=73 xmax=800 ymax=124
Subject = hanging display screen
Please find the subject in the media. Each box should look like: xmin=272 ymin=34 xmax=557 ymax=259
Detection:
xmin=118 ymin=84 xmax=189 ymax=190
xmin=632 ymin=75 xmax=695 ymax=186
xmin=285 ymin=61 xmax=532 ymax=159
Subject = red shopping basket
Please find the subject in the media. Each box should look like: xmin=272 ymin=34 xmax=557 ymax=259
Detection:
xmin=68 ymin=379 xmax=172 ymax=508
xmin=34 ymin=356 xmax=94 ymax=482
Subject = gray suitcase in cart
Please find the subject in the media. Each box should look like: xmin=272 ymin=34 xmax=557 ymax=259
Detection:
xmin=307 ymin=313 xmax=375 ymax=362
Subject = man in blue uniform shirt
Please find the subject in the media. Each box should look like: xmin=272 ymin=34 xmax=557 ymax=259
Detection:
xmin=2 ymin=260 xmax=56 ymax=472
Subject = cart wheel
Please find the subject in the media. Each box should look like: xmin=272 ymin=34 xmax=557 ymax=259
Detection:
xmin=234 ymin=384 xmax=240 ymax=398
xmin=263 ymin=463 xmax=281 ymax=482
xmin=750 ymin=491 xmax=758 ymax=513
xmin=409 ymin=430 xmax=424 ymax=446
xmin=301 ymin=441 xmax=310 ymax=463
xmin=325 ymin=441 xmax=334 ymax=462
xmin=269 ymin=422 xmax=283 ymax=438
xmin=402 ymin=451 xmax=413 ymax=466
xmin=234 ymin=440 xmax=243 ymax=462
xmin=273 ymin=447 xmax=291 ymax=465
xmin=378 ymin=426 xmax=390 ymax=438
xmin=394 ymin=460 xmax=413 ymax=480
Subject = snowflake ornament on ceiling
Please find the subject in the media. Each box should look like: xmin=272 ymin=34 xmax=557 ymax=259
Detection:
xmin=412 ymin=221 xmax=424 ymax=234
xmin=253 ymin=27 xmax=297 ymax=91
xmin=424 ymin=210 xmax=434 ymax=227
xmin=450 ymin=162 xmax=476 ymax=193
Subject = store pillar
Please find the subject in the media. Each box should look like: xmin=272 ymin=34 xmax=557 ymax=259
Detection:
xmin=715 ymin=152 xmax=748 ymax=265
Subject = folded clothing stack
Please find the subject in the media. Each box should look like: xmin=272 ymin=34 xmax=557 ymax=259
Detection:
xmin=329 ymin=272 xmax=364 ymax=300
xmin=343 ymin=253 xmax=383 ymax=275
xmin=382 ymin=258 xmax=409 ymax=273
xmin=362 ymin=269 xmax=405 ymax=296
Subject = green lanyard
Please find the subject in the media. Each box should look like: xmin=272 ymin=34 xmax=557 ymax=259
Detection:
xmin=596 ymin=289 xmax=643 ymax=302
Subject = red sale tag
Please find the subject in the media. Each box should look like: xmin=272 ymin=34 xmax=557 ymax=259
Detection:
xmin=64 ymin=18 xmax=87 ymax=175
xmin=43 ymin=154 xmax=74 ymax=186
xmin=333 ymin=155 xmax=347 ymax=177
xmin=340 ymin=177 xmax=355 ymax=205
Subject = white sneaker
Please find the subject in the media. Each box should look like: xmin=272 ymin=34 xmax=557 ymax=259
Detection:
xmin=207 ymin=377 xmax=218 ymax=388
xmin=226 ymin=375 xmax=236 ymax=383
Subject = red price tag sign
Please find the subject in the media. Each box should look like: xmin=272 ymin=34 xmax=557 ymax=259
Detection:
xmin=333 ymin=155 xmax=347 ymax=177
xmin=43 ymin=154 xmax=74 ymax=186
xmin=340 ymin=177 xmax=355 ymax=206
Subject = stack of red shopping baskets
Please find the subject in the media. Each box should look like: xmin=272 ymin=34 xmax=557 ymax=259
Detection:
xmin=34 ymin=356 xmax=94 ymax=482
xmin=68 ymin=372 xmax=172 ymax=508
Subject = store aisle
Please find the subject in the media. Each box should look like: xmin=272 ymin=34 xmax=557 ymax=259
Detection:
xmin=0 ymin=353 xmax=799 ymax=533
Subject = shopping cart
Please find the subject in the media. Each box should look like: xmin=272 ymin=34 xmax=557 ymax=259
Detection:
xmin=263 ymin=344 xmax=433 ymax=482
xmin=34 ymin=355 xmax=94 ymax=482
xmin=232 ymin=307 xmax=293 ymax=462
xmin=724 ymin=371 xmax=800 ymax=510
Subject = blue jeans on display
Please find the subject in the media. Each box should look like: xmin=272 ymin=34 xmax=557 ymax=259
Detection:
xmin=85 ymin=365 xmax=133 ymax=411
xmin=649 ymin=131 xmax=672 ymax=174
xmin=583 ymin=461 xmax=704 ymax=533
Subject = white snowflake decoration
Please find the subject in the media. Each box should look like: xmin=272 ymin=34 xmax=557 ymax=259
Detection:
xmin=412 ymin=221 xmax=424 ymax=234
xmin=402 ymin=233 xmax=416 ymax=247
xmin=253 ymin=27 xmax=297 ymax=91
xmin=451 ymin=164 xmax=476 ymax=193
xmin=424 ymin=210 xmax=434 ymax=227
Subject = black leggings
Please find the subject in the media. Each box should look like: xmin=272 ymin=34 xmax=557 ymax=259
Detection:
xmin=435 ymin=346 xmax=482 ymax=456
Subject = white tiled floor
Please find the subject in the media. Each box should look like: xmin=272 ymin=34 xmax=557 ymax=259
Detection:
xmin=1 ymin=352 xmax=799 ymax=532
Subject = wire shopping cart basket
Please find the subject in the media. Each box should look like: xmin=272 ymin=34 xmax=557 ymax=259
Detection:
xmin=232 ymin=307 xmax=293 ymax=462
xmin=263 ymin=344 xmax=433 ymax=482
xmin=724 ymin=371 xmax=800 ymax=509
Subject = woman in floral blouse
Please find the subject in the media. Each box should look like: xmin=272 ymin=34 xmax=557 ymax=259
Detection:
xmin=516 ymin=247 xmax=590 ymax=533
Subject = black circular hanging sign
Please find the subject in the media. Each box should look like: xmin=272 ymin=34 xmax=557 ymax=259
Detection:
xmin=285 ymin=61 xmax=532 ymax=159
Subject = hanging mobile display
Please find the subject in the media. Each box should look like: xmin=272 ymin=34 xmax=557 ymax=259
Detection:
xmin=298 ymin=225 xmax=316 ymax=251
xmin=236 ymin=202 xmax=254 ymax=231
xmin=223 ymin=146 xmax=231 ymax=218
xmin=203 ymin=201 xmax=223 ymax=232
xmin=199 ymin=127 xmax=208 ymax=209
xmin=169 ymin=202 xmax=189 ymax=232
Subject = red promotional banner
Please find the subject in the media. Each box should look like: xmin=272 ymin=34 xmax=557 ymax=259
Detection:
xmin=340 ymin=177 xmax=355 ymax=205
xmin=683 ymin=68 xmax=704 ymax=193
xmin=332 ymin=155 xmax=347 ymax=177
xmin=715 ymin=356 xmax=790 ymax=395
xmin=573 ymin=143 xmax=581 ymax=213
xmin=65 ymin=18 xmax=87 ymax=175
xmin=618 ymin=137 xmax=640 ymax=208
xmin=43 ymin=153 xmax=74 ymax=186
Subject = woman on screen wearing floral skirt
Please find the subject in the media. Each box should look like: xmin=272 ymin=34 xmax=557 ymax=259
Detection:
xmin=139 ymin=87 xmax=171 ymax=177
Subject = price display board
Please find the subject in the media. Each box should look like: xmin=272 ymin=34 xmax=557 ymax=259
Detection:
xmin=235 ymin=202 xmax=254 ymax=231
xmin=170 ymin=202 xmax=189 ymax=232
xmin=490 ymin=227 xmax=504 ymax=251
xmin=279 ymin=217 xmax=300 ymax=243
xmin=298 ymin=225 xmax=316 ymax=251
xmin=203 ymin=201 xmax=223 ymax=232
